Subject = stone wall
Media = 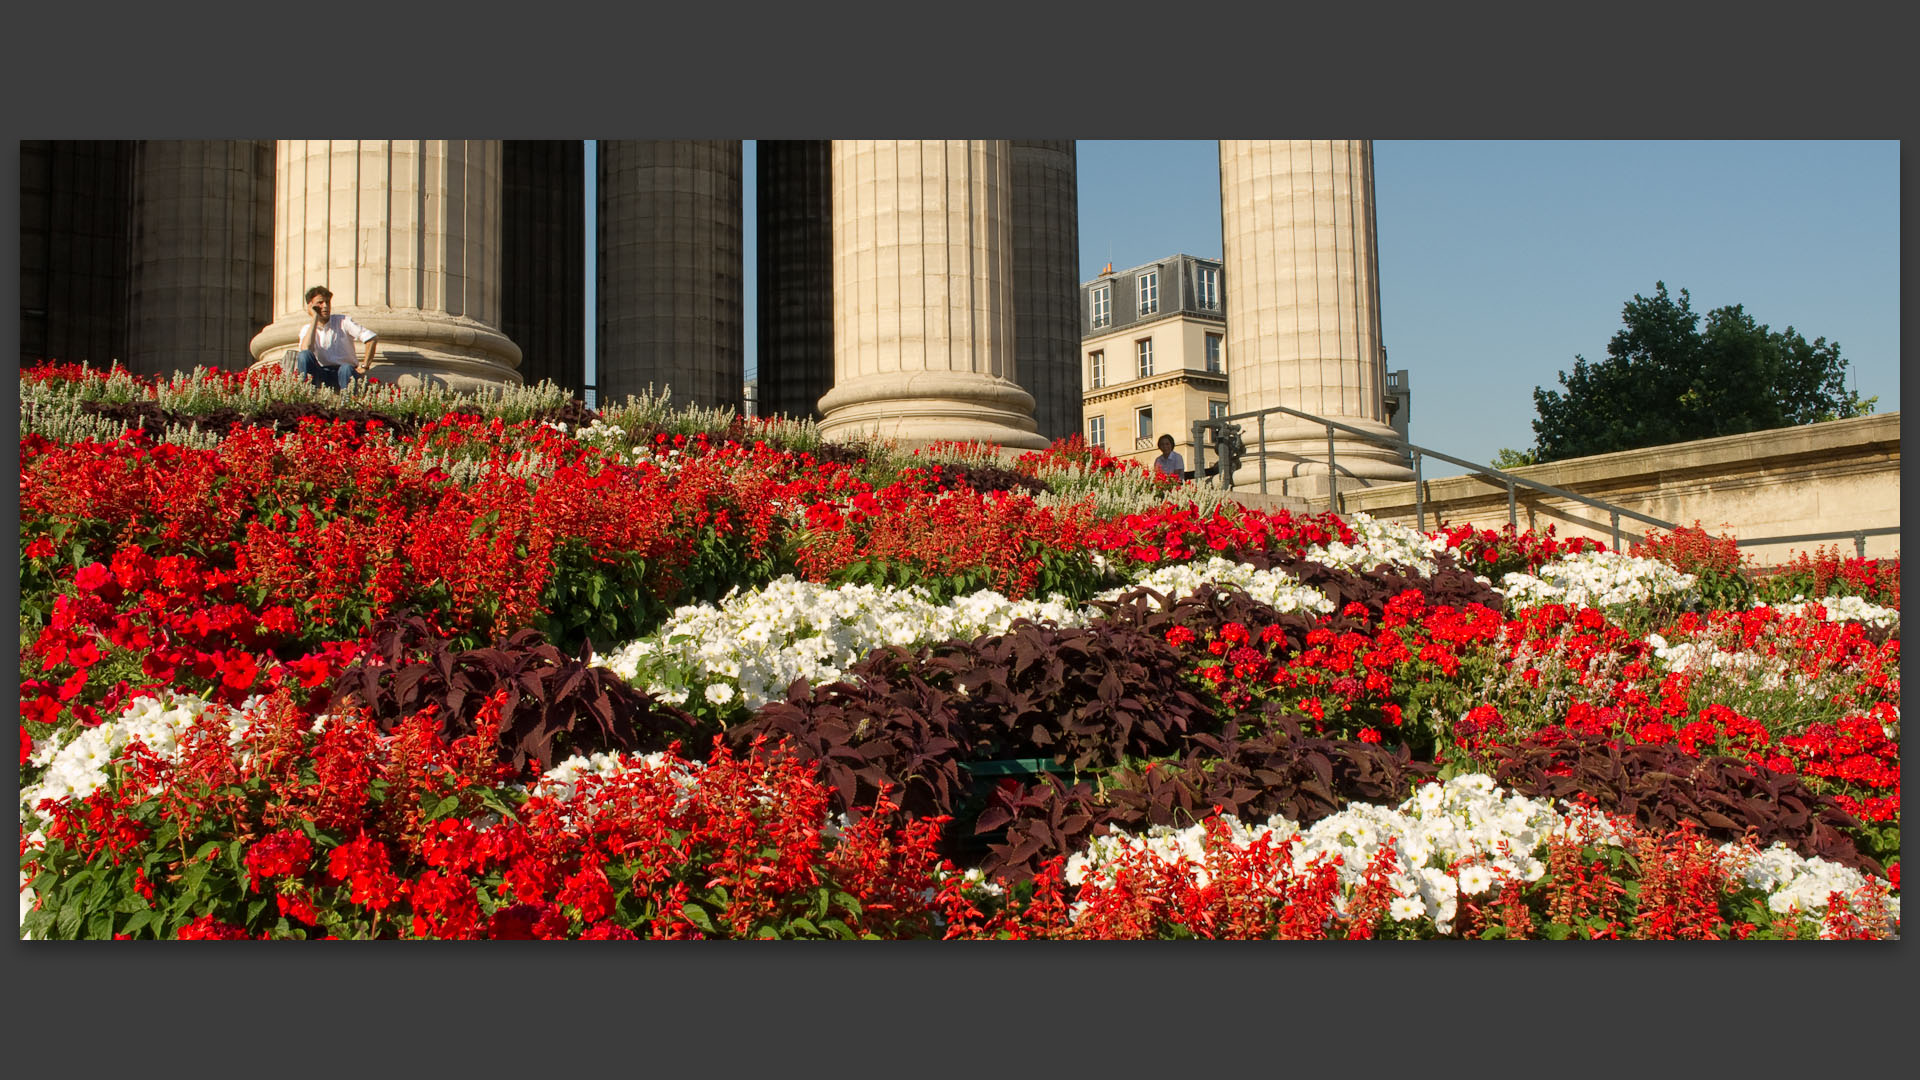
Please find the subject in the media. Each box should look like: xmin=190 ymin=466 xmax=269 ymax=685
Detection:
xmin=1337 ymin=413 xmax=1901 ymax=564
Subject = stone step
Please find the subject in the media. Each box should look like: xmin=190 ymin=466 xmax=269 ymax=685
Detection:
xmin=1216 ymin=489 xmax=1317 ymax=515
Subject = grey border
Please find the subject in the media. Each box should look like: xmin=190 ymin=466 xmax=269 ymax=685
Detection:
xmin=5 ymin=0 xmax=1910 ymax=1073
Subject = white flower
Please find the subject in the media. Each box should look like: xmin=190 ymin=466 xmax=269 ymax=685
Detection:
xmin=1389 ymin=896 xmax=1427 ymax=922
xmin=1767 ymin=595 xmax=1899 ymax=630
xmin=704 ymin=682 xmax=737 ymax=707
xmin=1499 ymin=550 xmax=1695 ymax=611
xmin=1457 ymin=864 xmax=1495 ymax=897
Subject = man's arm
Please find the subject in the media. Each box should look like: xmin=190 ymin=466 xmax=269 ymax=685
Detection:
xmin=341 ymin=315 xmax=378 ymax=372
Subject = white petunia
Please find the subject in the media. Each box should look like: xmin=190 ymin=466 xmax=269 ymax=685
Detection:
xmin=1389 ymin=896 xmax=1428 ymax=922
xmin=1457 ymin=864 xmax=1495 ymax=897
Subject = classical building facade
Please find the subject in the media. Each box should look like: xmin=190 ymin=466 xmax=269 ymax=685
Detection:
xmin=21 ymin=139 xmax=1406 ymax=485
xmin=1079 ymin=254 xmax=1229 ymax=473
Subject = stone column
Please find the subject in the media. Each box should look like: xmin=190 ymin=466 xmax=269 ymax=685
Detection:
xmin=1219 ymin=139 xmax=1411 ymax=491
xmin=597 ymin=140 xmax=743 ymax=410
xmin=247 ymin=140 xmax=522 ymax=391
xmin=127 ymin=140 xmax=275 ymax=377
xmin=20 ymin=140 xmax=133 ymax=370
xmin=500 ymin=140 xmax=586 ymax=394
xmin=818 ymin=139 xmax=1047 ymax=451
xmin=1010 ymin=139 xmax=1081 ymax=443
xmin=756 ymin=140 xmax=834 ymax=420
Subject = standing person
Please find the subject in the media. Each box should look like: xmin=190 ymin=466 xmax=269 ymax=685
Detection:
xmin=295 ymin=286 xmax=378 ymax=390
xmin=1152 ymin=433 xmax=1186 ymax=480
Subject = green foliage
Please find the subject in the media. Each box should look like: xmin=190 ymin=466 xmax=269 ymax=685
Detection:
xmin=1489 ymin=447 xmax=1537 ymax=470
xmin=1529 ymin=283 xmax=1869 ymax=463
xmin=535 ymin=544 xmax=672 ymax=657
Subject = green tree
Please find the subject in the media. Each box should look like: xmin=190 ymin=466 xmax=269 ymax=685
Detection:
xmin=1528 ymin=282 xmax=1870 ymax=463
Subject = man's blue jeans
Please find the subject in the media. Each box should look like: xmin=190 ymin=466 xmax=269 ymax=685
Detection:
xmin=296 ymin=350 xmax=353 ymax=390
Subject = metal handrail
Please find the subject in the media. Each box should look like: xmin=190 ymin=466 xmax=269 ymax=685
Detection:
xmin=1191 ymin=402 xmax=1681 ymax=552
xmin=1734 ymin=526 xmax=1901 ymax=560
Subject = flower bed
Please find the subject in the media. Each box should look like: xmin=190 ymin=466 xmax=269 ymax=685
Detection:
xmin=17 ymin=363 xmax=1900 ymax=939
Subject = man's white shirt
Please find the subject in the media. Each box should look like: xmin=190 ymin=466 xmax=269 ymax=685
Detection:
xmin=299 ymin=314 xmax=378 ymax=367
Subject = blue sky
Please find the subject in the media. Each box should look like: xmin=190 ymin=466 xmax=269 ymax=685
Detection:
xmin=586 ymin=141 xmax=1899 ymax=479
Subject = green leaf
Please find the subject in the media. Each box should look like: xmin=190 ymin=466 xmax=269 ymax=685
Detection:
xmin=56 ymin=895 xmax=84 ymax=939
xmin=680 ymin=903 xmax=716 ymax=934
xmin=180 ymin=858 xmax=212 ymax=897
xmin=429 ymin=794 xmax=462 ymax=820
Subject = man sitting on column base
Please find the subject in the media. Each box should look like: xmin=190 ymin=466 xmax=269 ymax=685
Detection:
xmin=296 ymin=285 xmax=378 ymax=390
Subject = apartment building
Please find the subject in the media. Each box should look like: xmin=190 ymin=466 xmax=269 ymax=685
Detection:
xmin=1079 ymin=254 xmax=1228 ymax=473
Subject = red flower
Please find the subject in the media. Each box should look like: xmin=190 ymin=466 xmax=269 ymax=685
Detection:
xmin=581 ymin=921 xmax=639 ymax=940
xmin=276 ymin=889 xmax=321 ymax=926
xmin=221 ymin=653 xmax=260 ymax=692
xmin=420 ymin=818 xmax=482 ymax=873
xmin=22 ymin=695 xmax=60 ymax=727
xmin=326 ymin=834 xmax=405 ymax=911
xmin=558 ymin=862 xmax=616 ymax=923
xmin=175 ymin=914 xmax=251 ymax=940
xmin=245 ymin=828 xmax=315 ymax=891
xmin=73 ymin=562 xmax=112 ymax=592
xmin=56 ymin=668 xmax=88 ymax=703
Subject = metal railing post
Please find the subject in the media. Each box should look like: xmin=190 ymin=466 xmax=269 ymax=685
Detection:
xmin=1507 ymin=479 xmax=1517 ymax=531
xmin=1414 ymin=452 xmax=1425 ymax=533
xmin=1326 ymin=424 xmax=1338 ymax=514
xmin=1257 ymin=414 xmax=1267 ymax=494
xmin=1191 ymin=419 xmax=1207 ymax=486
xmin=1611 ymin=510 xmax=1621 ymax=552
xmin=1855 ymin=531 xmax=1867 ymax=559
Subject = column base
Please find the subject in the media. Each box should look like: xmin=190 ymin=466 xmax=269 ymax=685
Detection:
xmin=1227 ymin=414 xmax=1414 ymax=491
xmin=248 ymin=309 xmax=524 ymax=394
xmin=818 ymin=371 xmax=1050 ymax=451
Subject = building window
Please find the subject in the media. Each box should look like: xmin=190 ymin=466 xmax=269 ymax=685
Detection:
xmin=1091 ymin=284 xmax=1111 ymax=328
xmin=1087 ymin=414 xmax=1105 ymax=448
xmin=1089 ymin=350 xmax=1104 ymax=388
xmin=1209 ymin=399 xmax=1230 ymax=420
xmin=1138 ymin=270 xmax=1159 ymax=315
xmin=1204 ymin=333 xmax=1223 ymax=374
xmin=1135 ymin=405 xmax=1154 ymax=445
xmin=1197 ymin=266 xmax=1218 ymax=310
xmin=1136 ymin=338 xmax=1153 ymax=379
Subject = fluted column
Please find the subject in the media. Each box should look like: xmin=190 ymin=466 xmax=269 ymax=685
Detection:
xmin=756 ymin=140 xmax=834 ymax=420
xmin=247 ymin=140 xmax=522 ymax=390
xmin=1010 ymin=139 xmax=1081 ymax=442
xmin=818 ymin=139 xmax=1047 ymax=451
xmin=597 ymin=140 xmax=743 ymax=410
xmin=127 ymin=140 xmax=275 ymax=377
xmin=500 ymin=140 xmax=585 ymax=394
xmin=20 ymin=140 xmax=133 ymax=370
xmin=1219 ymin=139 xmax=1411 ymax=489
